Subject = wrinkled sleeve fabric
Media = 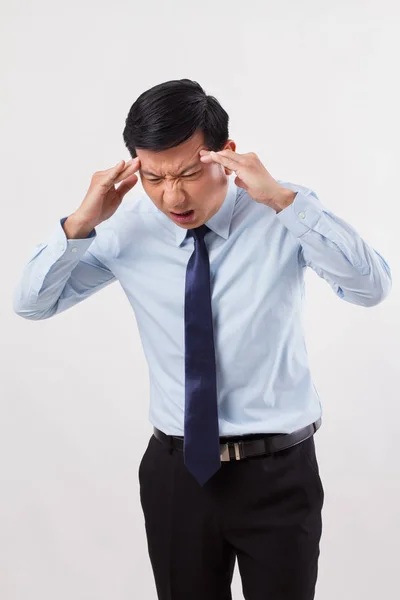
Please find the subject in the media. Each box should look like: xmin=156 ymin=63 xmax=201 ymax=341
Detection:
xmin=275 ymin=184 xmax=392 ymax=307
xmin=13 ymin=216 xmax=117 ymax=320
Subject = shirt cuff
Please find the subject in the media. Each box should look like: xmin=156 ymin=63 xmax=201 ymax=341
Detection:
xmin=59 ymin=216 xmax=97 ymax=239
xmin=43 ymin=216 xmax=97 ymax=262
xmin=275 ymin=189 xmax=324 ymax=238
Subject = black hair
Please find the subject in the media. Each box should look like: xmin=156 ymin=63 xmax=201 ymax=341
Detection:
xmin=122 ymin=79 xmax=229 ymax=158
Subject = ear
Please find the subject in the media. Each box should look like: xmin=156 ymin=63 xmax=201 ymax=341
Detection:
xmin=222 ymin=139 xmax=236 ymax=175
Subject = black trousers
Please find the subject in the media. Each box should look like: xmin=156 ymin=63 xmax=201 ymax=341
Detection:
xmin=138 ymin=431 xmax=324 ymax=600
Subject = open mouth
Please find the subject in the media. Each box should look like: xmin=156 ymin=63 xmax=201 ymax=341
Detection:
xmin=170 ymin=209 xmax=195 ymax=222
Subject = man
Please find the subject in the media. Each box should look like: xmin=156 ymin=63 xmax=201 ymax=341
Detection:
xmin=13 ymin=78 xmax=392 ymax=600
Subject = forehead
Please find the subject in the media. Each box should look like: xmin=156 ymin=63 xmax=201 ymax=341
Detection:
xmin=138 ymin=132 xmax=206 ymax=177
xmin=139 ymin=156 xmax=204 ymax=177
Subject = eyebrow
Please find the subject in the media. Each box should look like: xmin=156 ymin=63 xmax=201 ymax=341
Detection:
xmin=141 ymin=162 xmax=200 ymax=178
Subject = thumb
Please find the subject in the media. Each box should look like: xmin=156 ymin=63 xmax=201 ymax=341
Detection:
xmin=234 ymin=175 xmax=247 ymax=189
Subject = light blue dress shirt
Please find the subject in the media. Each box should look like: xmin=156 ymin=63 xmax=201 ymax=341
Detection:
xmin=13 ymin=176 xmax=392 ymax=436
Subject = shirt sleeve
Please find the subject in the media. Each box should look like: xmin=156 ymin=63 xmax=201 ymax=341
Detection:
xmin=13 ymin=216 xmax=117 ymax=320
xmin=275 ymin=184 xmax=392 ymax=307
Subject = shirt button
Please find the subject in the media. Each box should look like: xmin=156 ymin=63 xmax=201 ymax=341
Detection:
xmin=59 ymin=244 xmax=65 ymax=251
xmin=71 ymin=248 xmax=77 ymax=253
xmin=299 ymin=211 xmax=306 ymax=219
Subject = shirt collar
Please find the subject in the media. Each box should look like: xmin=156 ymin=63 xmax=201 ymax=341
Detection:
xmin=171 ymin=175 xmax=239 ymax=247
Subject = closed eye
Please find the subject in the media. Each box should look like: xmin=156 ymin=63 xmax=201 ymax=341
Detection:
xmin=147 ymin=172 xmax=200 ymax=182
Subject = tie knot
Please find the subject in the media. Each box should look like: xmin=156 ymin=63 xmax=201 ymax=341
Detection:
xmin=188 ymin=224 xmax=210 ymax=241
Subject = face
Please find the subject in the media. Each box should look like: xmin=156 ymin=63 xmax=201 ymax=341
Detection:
xmin=136 ymin=130 xmax=236 ymax=229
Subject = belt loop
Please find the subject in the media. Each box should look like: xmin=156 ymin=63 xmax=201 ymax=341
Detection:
xmin=169 ymin=436 xmax=174 ymax=455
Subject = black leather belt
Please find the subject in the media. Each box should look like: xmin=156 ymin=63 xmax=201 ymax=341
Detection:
xmin=153 ymin=418 xmax=322 ymax=462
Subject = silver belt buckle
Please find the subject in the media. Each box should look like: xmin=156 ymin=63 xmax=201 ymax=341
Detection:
xmin=220 ymin=442 xmax=241 ymax=462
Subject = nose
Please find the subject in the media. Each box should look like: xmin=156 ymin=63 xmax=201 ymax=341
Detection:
xmin=163 ymin=192 xmax=187 ymax=211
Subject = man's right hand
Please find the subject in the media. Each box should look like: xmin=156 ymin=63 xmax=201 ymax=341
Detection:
xmin=64 ymin=158 xmax=141 ymax=238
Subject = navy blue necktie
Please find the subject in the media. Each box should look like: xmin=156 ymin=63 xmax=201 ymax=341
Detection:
xmin=184 ymin=224 xmax=221 ymax=486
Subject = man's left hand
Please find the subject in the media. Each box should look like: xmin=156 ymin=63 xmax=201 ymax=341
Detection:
xmin=199 ymin=149 xmax=296 ymax=213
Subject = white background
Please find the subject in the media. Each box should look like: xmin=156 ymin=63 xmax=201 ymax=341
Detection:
xmin=2 ymin=1 xmax=399 ymax=598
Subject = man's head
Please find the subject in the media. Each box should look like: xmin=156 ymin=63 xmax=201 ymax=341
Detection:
xmin=122 ymin=79 xmax=236 ymax=229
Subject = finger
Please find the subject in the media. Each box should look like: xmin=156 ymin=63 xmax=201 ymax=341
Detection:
xmin=103 ymin=158 xmax=140 ymax=187
xmin=102 ymin=158 xmax=139 ymax=185
xmin=116 ymin=174 xmax=139 ymax=199
xmin=200 ymin=149 xmax=244 ymax=162
xmin=200 ymin=151 xmax=238 ymax=169
xmin=215 ymin=149 xmax=245 ymax=163
xmin=114 ymin=158 xmax=141 ymax=184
